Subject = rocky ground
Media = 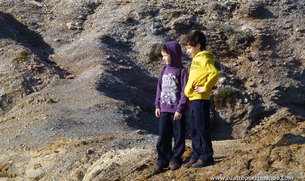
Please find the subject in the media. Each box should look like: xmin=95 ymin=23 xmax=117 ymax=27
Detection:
xmin=0 ymin=0 xmax=304 ymax=180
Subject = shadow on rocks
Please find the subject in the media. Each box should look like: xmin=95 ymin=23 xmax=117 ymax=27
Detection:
xmin=0 ymin=12 xmax=68 ymax=78
xmin=211 ymin=110 xmax=234 ymax=141
xmin=275 ymin=133 xmax=305 ymax=147
xmin=241 ymin=1 xmax=275 ymax=19
xmin=94 ymin=37 xmax=160 ymax=134
xmin=95 ymin=71 xmax=159 ymax=135
xmin=0 ymin=12 xmax=53 ymax=60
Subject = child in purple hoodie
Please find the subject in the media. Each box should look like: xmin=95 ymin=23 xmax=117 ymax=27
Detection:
xmin=153 ymin=41 xmax=188 ymax=174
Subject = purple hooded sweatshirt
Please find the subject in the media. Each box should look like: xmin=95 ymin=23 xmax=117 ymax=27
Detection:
xmin=155 ymin=41 xmax=188 ymax=114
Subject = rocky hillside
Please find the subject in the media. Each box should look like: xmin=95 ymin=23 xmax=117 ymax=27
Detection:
xmin=0 ymin=0 xmax=304 ymax=180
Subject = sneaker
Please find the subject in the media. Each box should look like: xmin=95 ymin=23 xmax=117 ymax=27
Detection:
xmin=192 ymin=158 xmax=214 ymax=168
xmin=170 ymin=162 xmax=181 ymax=171
xmin=152 ymin=165 xmax=165 ymax=174
xmin=184 ymin=158 xmax=197 ymax=168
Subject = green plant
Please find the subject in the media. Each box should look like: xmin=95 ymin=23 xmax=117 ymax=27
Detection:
xmin=12 ymin=50 xmax=30 ymax=63
xmin=171 ymin=11 xmax=180 ymax=18
xmin=20 ymin=50 xmax=29 ymax=57
xmin=147 ymin=51 xmax=161 ymax=61
xmin=147 ymin=43 xmax=162 ymax=61
xmin=207 ymin=23 xmax=234 ymax=35
xmin=243 ymin=31 xmax=254 ymax=43
xmin=214 ymin=87 xmax=239 ymax=109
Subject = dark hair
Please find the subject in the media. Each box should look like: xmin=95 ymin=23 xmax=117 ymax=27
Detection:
xmin=182 ymin=30 xmax=206 ymax=50
xmin=162 ymin=44 xmax=168 ymax=54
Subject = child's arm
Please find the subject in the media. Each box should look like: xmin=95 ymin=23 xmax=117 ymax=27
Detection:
xmin=174 ymin=112 xmax=182 ymax=120
xmin=176 ymin=68 xmax=189 ymax=114
xmin=155 ymin=109 xmax=160 ymax=118
xmin=154 ymin=70 xmax=163 ymax=112
xmin=194 ymin=61 xmax=218 ymax=93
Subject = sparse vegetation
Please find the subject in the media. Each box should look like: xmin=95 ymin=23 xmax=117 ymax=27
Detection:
xmin=171 ymin=11 xmax=180 ymax=18
xmin=147 ymin=51 xmax=161 ymax=61
xmin=243 ymin=31 xmax=254 ymax=43
xmin=207 ymin=23 xmax=234 ymax=35
xmin=214 ymin=87 xmax=239 ymax=109
xmin=11 ymin=50 xmax=30 ymax=63
xmin=147 ymin=43 xmax=162 ymax=62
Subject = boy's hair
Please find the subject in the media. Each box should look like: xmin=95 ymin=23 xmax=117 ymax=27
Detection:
xmin=182 ymin=30 xmax=206 ymax=50
xmin=161 ymin=44 xmax=168 ymax=54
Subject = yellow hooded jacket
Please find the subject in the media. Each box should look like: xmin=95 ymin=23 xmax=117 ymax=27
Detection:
xmin=184 ymin=50 xmax=219 ymax=100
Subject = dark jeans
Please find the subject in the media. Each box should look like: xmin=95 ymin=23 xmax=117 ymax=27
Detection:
xmin=156 ymin=112 xmax=186 ymax=167
xmin=189 ymin=100 xmax=213 ymax=160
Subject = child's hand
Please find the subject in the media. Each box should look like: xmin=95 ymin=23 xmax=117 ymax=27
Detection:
xmin=155 ymin=109 xmax=161 ymax=118
xmin=174 ymin=112 xmax=182 ymax=120
xmin=194 ymin=86 xmax=204 ymax=93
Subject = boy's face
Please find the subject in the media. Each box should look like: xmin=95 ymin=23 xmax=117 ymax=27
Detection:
xmin=161 ymin=51 xmax=171 ymax=65
xmin=186 ymin=43 xmax=201 ymax=58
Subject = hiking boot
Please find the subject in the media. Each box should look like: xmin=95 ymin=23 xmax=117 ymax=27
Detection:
xmin=170 ymin=162 xmax=181 ymax=171
xmin=192 ymin=158 xmax=214 ymax=168
xmin=184 ymin=158 xmax=197 ymax=168
xmin=152 ymin=165 xmax=165 ymax=174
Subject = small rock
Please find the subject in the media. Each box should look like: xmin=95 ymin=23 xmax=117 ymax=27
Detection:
xmin=30 ymin=1 xmax=43 ymax=8
xmin=241 ymin=1 xmax=267 ymax=18
xmin=170 ymin=16 xmax=194 ymax=32
xmin=87 ymin=148 xmax=95 ymax=155
xmin=75 ymin=22 xmax=84 ymax=30
xmin=34 ymin=163 xmax=42 ymax=169
xmin=66 ymin=74 xmax=75 ymax=79
xmin=67 ymin=22 xmax=83 ymax=30
xmin=67 ymin=23 xmax=77 ymax=30
xmin=135 ymin=129 xmax=146 ymax=135
xmin=225 ymin=1 xmax=232 ymax=6
xmin=0 ymin=87 xmax=6 ymax=97
xmin=46 ymin=98 xmax=56 ymax=103
xmin=249 ymin=82 xmax=257 ymax=87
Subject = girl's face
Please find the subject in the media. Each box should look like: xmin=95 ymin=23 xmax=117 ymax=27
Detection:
xmin=186 ymin=43 xmax=201 ymax=58
xmin=161 ymin=51 xmax=171 ymax=65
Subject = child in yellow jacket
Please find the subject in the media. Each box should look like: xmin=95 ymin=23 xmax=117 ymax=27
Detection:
xmin=182 ymin=30 xmax=219 ymax=168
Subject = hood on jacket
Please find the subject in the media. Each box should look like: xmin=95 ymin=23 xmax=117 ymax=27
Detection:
xmin=195 ymin=50 xmax=215 ymax=64
xmin=165 ymin=41 xmax=183 ymax=68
